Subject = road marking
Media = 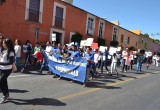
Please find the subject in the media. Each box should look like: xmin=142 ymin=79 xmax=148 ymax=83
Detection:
xmin=9 ymin=75 xmax=31 ymax=78
xmin=57 ymin=71 xmax=160 ymax=101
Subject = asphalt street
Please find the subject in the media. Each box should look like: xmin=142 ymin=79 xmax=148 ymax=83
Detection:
xmin=0 ymin=64 xmax=160 ymax=110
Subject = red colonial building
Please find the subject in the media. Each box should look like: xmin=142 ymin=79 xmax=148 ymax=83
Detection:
xmin=0 ymin=0 xmax=114 ymax=46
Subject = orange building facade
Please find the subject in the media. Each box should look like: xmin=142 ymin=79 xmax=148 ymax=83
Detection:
xmin=0 ymin=0 xmax=113 ymax=46
xmin=0 ymin=0 xmax=159 ymax=53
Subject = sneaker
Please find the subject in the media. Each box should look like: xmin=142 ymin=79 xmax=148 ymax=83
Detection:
xmin=21 ymin=68 xmax=24 ymax=73
xmin=107 ymin=71 xmax=109 ymax=74
xmin=0 ymin=94 xmax=9 ymax=104
xmin=83 ymin=83 xmax=87 ymax=87
xmin=58 ymin=77 xmax=61 ymax=80
xmin=124 ymin=71 xmax=127 ymax=73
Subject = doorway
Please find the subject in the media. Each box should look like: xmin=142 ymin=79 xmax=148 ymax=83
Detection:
xmin=52 ymin=32 xmax=62 ymax=45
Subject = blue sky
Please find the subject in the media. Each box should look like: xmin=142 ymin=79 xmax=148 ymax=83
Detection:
xmin=73 ymin=0 xmax=160 ymax=40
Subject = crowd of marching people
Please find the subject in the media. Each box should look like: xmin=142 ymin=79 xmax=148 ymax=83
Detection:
xmin=12 ymin=39 xmax=160 ymax=86
xmin=0 ymin=32 xmax=160 ymax=103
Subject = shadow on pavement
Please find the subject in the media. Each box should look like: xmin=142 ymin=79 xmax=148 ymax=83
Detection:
xmin=6 ymin=98 xmax=66 ymax=106
xmin=87 ymin=81 xmax=121 ymax=89
xmin=0 ymin=89 xmax=29 ymax=93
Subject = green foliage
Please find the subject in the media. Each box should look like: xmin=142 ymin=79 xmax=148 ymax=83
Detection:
xmin=153 ymin=39 xmax=160 ymax=44
xmin=71 ymin=32 xmax=83 ymax=44
xmin=97 ymin=37 xmax=106 ymax=46
xmin=128 ymin=46 xmax=136 ymax=51
xmin=110 ymin=40 xmax=119 ymax=47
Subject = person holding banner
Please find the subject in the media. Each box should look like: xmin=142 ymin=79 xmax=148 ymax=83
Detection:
xmin=83 ymin=47 xmax=94 ymax=87
xmin=71 ymin=45 xmax=80 ymax=58
xmin=44 ymin=41 xmax=52 ymax=56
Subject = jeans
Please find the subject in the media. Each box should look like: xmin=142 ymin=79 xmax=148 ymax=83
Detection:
xmin=100 ymin=60 xmax=109 ymax=74
xmin=0 ymin=69 xmax=12 ymax=96
xmin=15 ymin=57 xmax=20 ymax=67
xmin=111 ymin=62 xmax=118 ymax=74
xmin=137 ymin=62 xmax=142 ymax=72
xmin=84 ymin=67 xmax=91 ymax=84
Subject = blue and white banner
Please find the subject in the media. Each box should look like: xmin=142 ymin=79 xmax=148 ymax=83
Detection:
xmin=48 ymin=54 xmax=87 ymax=83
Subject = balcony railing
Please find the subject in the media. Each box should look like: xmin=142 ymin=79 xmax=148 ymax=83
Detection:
xmin=54 ymin=16 xmax=63 ymax=28
xmin=27 ymin=9 xmax=41 ymax=23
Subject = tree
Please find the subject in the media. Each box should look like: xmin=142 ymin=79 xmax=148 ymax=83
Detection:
xmin=142 ymin=33 xmax=149 ymax=37
xmin=71 ymin=32 xmax=83 ymax=44
xmin=97 ymin=37 xmax=106 ymax=46
xmin=110 ymin=40 xmax=119 ymax=47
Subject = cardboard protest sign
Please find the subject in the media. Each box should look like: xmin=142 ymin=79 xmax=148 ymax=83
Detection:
xmin=80 ymin=40 xmax=87 ymax=46
xmin=109 ymin=47 xmax=117 ymax=55
xmin=91 ymin=43 xmax=98 ymax=49
xmin=52 ymin=33 xmax=56 ymax=41
xmin=85 ymin=38 xmax=94 ymax=46
xmin=117 ymin=47 xmax=121 ymax=51
xmin=99 ymin=46 xmax=107 ymax=52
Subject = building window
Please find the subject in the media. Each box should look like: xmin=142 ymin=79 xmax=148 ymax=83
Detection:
xmin=112 ymin=27 xmax=118 ymax=41
xmin=128 ymin=37 xmax=130 ymax=44
xmin=55 ymin=6 xmax=64 ymax=28
xmin=86 ymin=14 xmax=95 ymax=36
xmin=52 ymin=2 xmax=66 ymax=29
xmin=121 ymin=34 xmax=124 ymax=43
xmin=87 ymin=18 xmax=94 ymax=35
xmin=25 ymin=0 xmax=44 ymax=23
xmin=98 ymin=22 xmax=104 ymax=38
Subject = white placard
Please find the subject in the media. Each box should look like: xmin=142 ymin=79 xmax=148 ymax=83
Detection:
xmin=117 ymin=47 xmax=121 ymax=51
xmin=69 ymin=42 xmax=74 ymax=46
xmin=109 ymin=47 xmax=117 ymax=55
xmin=80 ymin=40 xmax=87 ymax=46
xmin=99 ymin=46 xmax=108 ymax=52
xmin=52 ymin=33 xmax=56 ymax=41
xmin=85 ymin=38 xmax=94 ymax=46
xmin=23 ymin=45 xmax=28 ymax=53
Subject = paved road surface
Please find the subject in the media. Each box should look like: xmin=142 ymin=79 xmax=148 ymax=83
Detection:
xmin=0 ymin=65 xmax=160 ymax=110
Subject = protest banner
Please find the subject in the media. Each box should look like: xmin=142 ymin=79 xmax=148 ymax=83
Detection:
xmin=48 ymin=54 xmax=87 ymax=83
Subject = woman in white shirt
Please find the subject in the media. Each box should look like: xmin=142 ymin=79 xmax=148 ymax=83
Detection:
xmin=14 ymin=39 xmax=21 ymax=67
xmin=0 ymin=38 xmax=15 ymax=104
xmin=93 ymin=49 xmax=100 ymax=75
xmin=110 ymin=53 xmax=119 ymax=76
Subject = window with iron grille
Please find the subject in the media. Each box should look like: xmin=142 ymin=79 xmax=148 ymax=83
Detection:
xmin=87 ymin=18 xmax=94 ymax=35
xmin=28 ymin=0 xmax=40 ymax=22
xmin=98 ymin=22 xmax=104 ymax=37
xmin=112 ymin=27 xmax=118 ymax=41
xmin=121 ymin=34 xmax=124 ymax=43
xmin=128 ymin=37 xmax=130 ymax=44
xmin=55 ymin=6 xmax=64 ymax=28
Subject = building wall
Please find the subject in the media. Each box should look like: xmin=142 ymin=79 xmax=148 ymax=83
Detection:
xmin=138 ymin=35 xmax=154 ymax=51
xmin=0 ymin=0 xmax=54 ymax=44
xmin=118 ymin=27 xmax=140 ymax=50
